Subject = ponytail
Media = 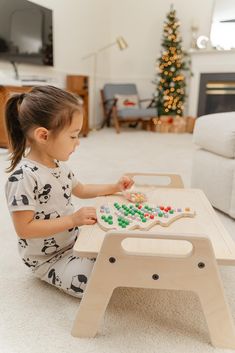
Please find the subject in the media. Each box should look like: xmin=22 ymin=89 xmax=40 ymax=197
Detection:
xmin=4 ymin=85 xmax=83 ymax=173
xmin=5 ymin=94 xmax=26 ymax=172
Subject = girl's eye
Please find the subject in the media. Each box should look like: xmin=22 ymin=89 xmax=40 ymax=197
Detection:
xmin=71 ymin=135 xmax=79 ymax=139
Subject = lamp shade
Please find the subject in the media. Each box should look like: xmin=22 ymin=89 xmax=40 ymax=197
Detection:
xmin=116 ymin=36 xmax=128 ymax=50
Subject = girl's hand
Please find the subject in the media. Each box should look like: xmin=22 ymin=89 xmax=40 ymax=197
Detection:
xmin=71 ymin=207 xmax=97 ymax=227
xmin=116 ymin=175 xmax=134 ymax=192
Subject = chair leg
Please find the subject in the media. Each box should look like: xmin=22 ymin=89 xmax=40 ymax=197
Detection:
xmin=100 ymin=115 xmax=109 ymax=129
xmin=113 ymin=113 xmax=120 ymax=133
xmin=147 ymin=119 xmax=153 ymax=131
xmin=141 ymin=120 xmax=151 ymax=131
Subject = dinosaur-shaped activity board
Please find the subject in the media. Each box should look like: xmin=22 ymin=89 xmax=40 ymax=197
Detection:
xmin=97 ymin=202 xmax=195 ymax=231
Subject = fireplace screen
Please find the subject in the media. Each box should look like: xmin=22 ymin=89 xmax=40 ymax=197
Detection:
xmin=198 ymin=73 xmax=235 ymax=116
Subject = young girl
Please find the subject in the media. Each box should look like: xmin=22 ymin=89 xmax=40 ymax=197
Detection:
xmin=4 ymin=85 xmax=133 ymax=298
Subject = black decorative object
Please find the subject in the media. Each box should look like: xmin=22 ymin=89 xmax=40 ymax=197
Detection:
xmin=43 ymin=25 xmax=53 ymax=66
xmin=0 ymin=37 xmax=8 ymax=53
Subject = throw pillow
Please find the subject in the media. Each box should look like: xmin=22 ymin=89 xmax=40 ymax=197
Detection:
xmin=115 ymin=94 xmax=139 ymax=110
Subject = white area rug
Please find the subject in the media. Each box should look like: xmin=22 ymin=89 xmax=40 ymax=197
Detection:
xmin=1 ymin=128 xmax=235 ymax=353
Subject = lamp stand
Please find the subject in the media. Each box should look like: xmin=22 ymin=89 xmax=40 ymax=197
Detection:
xmin=92 ymin=52 xmax=98 ymax=130
xmin=82 ymin=36 xmax=128 ymax=130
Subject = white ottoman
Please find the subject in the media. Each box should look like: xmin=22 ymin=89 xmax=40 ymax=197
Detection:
xmin=191 ymin=112 xmax=235 ymax=218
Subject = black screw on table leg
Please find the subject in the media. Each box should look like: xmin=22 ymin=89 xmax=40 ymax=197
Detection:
xmin=109 ymin=257 xmax=116 ymax=263
xmin=152 ymin=274 xmax=159 ymax=280
xmin=198 ymin=262 xmax=205 ymax=269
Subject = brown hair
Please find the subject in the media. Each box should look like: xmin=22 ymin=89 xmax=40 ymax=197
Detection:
xmin=5 ymin=85 xmax=83 ymax=172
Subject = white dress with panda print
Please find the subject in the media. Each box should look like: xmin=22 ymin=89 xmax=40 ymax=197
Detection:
xmin=5 ymin=158 xmax=95 ymax=298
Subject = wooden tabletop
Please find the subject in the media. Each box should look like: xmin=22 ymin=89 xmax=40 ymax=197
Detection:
xmin=73 ymin=187 xmax=235 ymax=266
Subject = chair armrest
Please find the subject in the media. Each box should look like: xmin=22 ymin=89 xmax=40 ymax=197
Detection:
xmin=103 ymin=97 xmax=118 ymax=107
xmin=139 ymin=98 xmax=156 ymax=108
xmin=139 ymin=98 xmax=152 ymax=102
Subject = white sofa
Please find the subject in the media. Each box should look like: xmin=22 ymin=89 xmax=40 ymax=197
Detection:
xmin=191 ymin=112 xmax=235 ymax=219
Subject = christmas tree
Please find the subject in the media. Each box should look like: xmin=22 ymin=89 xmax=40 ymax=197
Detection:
xmin=155 ymin=5 xmax=189 ymax=116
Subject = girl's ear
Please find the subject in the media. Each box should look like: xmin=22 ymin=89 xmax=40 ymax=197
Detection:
xmin=33 ymin=127 xmax=49 ymax=143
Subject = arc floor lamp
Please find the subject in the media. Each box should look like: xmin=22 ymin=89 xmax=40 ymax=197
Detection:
xmin=82 ymin=36 xmax=128 ymax=129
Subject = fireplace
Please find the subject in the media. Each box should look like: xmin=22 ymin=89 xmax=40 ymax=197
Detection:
xmin=197 ymin=73 xmax=235 ymax=116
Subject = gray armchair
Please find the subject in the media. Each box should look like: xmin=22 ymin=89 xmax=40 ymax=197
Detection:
xmin=100 ymin=83 xmax=157 ymax=133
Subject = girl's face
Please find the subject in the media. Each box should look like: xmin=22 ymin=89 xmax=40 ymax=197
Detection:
xmin=47 ymin=111 xmax=83 ymax=161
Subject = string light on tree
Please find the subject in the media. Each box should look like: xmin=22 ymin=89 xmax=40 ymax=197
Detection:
xmin=155 ymin=4 xmax=190 ymax=117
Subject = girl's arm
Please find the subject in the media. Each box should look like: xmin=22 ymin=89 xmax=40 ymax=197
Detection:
xmin=72 ymin=182 xmax=119 ymax=199
xmin=72 ymin=175 xmax=134 ymax=199
xmin=11 ymin=207 xmax=97 ymax=239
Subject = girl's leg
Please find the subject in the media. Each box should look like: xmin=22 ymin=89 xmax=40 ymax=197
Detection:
xmin=40 ymin=250 xmax=95 ymax=298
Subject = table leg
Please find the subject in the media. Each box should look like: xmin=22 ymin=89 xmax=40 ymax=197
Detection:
xmin=72 ymin=231 xmax=235 ymax=348
xmin=71 ymin=271 xmax=114 ymax=337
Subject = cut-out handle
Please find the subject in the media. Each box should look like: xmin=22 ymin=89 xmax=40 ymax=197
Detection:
xmin=121 ymin=237 xmax=193 ymax=258
xmin=102 ymin=230 xmax=213 ymax=261
xmin=125 ymin=173 xmax=184 ymax=188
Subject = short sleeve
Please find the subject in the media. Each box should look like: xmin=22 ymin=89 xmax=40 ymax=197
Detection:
xmin=70 ymin=170 xmax=79 ymax=189
xmin=64 ymin=163 xmax=79 ymax=189
xmin=5 ymin=166 xmax=37 ymax=213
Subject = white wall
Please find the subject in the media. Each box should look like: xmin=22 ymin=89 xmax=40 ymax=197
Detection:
xmin=0 ymin=0 xmax=215 ymax=127
xmin=106 ymin=0 xmax=214 ymax=118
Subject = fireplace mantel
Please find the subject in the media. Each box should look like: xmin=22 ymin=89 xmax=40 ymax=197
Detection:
xmin=188 ymin=49 xmax=235 ymax=56
xmin=188 ymin=50 xmax=235 ymax=116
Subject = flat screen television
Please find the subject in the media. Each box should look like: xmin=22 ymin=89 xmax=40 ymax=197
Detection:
xmin=0 ymin=0 xmax=53 ymax=66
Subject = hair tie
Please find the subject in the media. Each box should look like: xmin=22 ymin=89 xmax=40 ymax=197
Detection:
xmin=19 ymin=93 xmax=26 ymax=102
xmin=16 ymin=93 xmax=26 ymax=114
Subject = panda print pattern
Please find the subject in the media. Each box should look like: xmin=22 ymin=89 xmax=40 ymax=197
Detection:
xmin=5 ymin=159 xmax=95 ymax=298
xmin=37 ymin=184 xmax=52 ymax=204
xmin=12 ymin=194 xmax=29 ymax=206
xmin=34 ymin=210 xmax=60 ymax=220
xmin=41 ymin=253 xmax=95 ymax=298
xmin=62 ymin=184 xmax=72 ymax=205
xmin=18 ymin=238 xmax=28 ymax=248
xmin=41 ymin=238 xmax=60 ymax=255
xmin=23 ymin=257 xmax=39 ymax=269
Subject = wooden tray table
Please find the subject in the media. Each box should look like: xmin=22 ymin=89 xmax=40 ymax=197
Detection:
xmin=72 ymin=174 xmax=235 ymax=348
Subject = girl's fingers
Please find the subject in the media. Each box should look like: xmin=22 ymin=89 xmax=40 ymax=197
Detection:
xmin=87 ymin=211 xmax=97 ymax=217
xmin=86 ymin=207 xmax=96 ymax=211
xmin=85 ymin=219 xmax=97 ymax=225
